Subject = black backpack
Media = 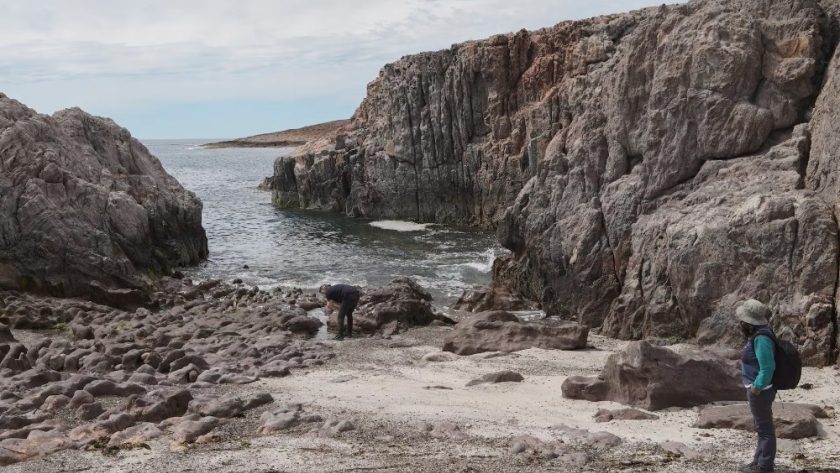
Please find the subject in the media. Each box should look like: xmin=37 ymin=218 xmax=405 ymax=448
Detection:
xmin=753 ymin=329 xmax=802 ymax=390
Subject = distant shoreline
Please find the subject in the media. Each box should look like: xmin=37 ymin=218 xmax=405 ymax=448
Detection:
xmin=202 ymin=119 xmax=349 ymax=149
xmin=202 ymin=140 xmax=306 ymax=149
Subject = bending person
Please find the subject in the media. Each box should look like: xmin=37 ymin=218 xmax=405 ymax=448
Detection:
xmin=320 ymin=284 xmax=361 ymax=341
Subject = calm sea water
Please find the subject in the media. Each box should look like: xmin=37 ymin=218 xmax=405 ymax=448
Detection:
xmin=142 ymin=139 xmax=506 ymax=308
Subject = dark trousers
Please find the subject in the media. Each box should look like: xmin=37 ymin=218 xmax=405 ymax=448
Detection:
xmin=747 ymin=388 xmax=776 ymax=470
xmin=337 ymin=292 xmax=360 ymax=336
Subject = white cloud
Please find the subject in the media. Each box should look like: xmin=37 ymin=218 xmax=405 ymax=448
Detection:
xmin=0 ymin=0 xmax=671 ymax=133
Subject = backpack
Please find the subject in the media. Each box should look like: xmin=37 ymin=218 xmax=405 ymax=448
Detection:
xmin=753 ymin=329 xmax=802 ymax=390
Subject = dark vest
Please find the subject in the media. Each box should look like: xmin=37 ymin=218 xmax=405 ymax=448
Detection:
xmin=741 ymin=325 xmax=774 ymax=387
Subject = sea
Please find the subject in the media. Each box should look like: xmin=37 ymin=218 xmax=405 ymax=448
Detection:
xmin=142 ymin=139 xmax=508 ymax=309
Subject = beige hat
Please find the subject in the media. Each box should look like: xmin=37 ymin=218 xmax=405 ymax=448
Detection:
xmin=736 ymin=299 xmax=770 ymax=326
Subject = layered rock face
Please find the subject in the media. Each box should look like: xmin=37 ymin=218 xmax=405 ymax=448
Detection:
xmin=276 ymin=0 xmax=840 ymax=365
xmin=0 ymin=94 xmax=207 ymax=301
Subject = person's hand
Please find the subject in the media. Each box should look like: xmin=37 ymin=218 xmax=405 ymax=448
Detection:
xmin=749 ymin=385 xmax=760 ymax=395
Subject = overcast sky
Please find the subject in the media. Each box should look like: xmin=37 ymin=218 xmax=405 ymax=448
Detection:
xmin=1 ymin=0 xmax=666 ymax=139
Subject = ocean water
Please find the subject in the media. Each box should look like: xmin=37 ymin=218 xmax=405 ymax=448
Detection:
xmin=142 ymin=139 xmax=507 ymax=309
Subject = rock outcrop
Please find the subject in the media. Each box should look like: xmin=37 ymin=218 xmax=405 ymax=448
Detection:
xmin=451 ymin=281 xmax=535 ymax=313
xmin=0 ymin=94 xmax=207 ymax=304
xmin=442 ymin=310 xmax=588 ymax=355
xmin=272 ymin=0 xmax=840 ymax=364
xmin=561 ymin=341 xmax=745 ymax=410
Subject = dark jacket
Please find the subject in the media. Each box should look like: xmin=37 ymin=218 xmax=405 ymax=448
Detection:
xmin=325 ymin=284 xmax=359 ymax=303
xmin=741 ymin=325 xmax=776 ymax=390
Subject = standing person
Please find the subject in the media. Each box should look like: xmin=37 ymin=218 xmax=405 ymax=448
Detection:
xmin=738 ymin=299 xmax=777 ymax=473
xmin=320 ymin=284 xmax=361 ymax=341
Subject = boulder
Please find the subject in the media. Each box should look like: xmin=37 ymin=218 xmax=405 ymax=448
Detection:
xmin=561 ymin=376 xmax=609 ymax=402
xmin=694 ymin=403 xmax=828 ymax=439
xmin=466 ymin=370 xmax=525 ymax=386
xmin=256 ymin=404 xmax=322 ymax=435
xmin=76 ymin=402 xmax=104 ymax=421
xmin=0 ymin=431 xmax=75 ymax=462
xmin=442 ymin=311 xmax=588 ymax=355
xmin=562 ymin=341 xmax=744 ymax=410
xmin=0 ymin=94 xmax=208 ymax=304
xmin=126 ymin=388 xmax=193 ymax=423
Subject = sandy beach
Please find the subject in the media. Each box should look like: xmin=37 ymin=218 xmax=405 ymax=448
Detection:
xmin=6 ymin=326 xmax=838 ymax=473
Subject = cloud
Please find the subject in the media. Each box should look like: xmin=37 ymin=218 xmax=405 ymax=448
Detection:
xmin=0 ymin=0 xmax=672 ymax=136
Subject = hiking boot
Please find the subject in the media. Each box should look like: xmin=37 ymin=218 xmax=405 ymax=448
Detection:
xmin=346 ymin=332 xmax=353 ymax=339
xmin=741 ymin=462 xmax=772 ymax=473
xmin=332 ymin=334 xmax=344 ymax=341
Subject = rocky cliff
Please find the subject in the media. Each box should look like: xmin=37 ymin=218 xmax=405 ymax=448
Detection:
xmin=273 ymin=0 xmax=840 ymax=365
xmin=0 ymin=94 xmax=207 ymax=303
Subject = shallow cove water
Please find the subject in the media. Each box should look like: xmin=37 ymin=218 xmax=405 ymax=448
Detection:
xmin=143 ymin=139 xmax=507 ymax=308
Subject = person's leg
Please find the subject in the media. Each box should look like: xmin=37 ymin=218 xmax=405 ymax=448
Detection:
xmin=748 ymin=389 xmax=776 ymax=471
xmin=341 ymin=293 xmax=359 ymax=337
xmin=336 ymin=305 xmax=347 ymax=338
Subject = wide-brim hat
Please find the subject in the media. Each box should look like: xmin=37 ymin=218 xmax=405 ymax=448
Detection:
xmin=736 ymin=299 xmax=770 ymax=326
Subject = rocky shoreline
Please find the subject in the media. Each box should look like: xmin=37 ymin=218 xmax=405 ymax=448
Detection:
xmin=0 ymin=275 xmax=463 ymax=468
xmin=267 ymin=0 xmax=840 ymax=367
xmin=2 ymin=304 xmax=838 ymax=472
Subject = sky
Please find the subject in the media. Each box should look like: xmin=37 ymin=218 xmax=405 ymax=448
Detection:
xmin=0 ymin=0 xmax=666 ymax=139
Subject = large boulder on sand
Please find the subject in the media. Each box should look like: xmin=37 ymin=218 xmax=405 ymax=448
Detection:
xmin=442 ymin=311 xmax=588 ymax=356
xmin=694 ymin=403 xmax=829 ymax=439
xmin=0 ymin=94 xmax=207 ymax=305
xmin=562 ymin=341 xmax=743 ymax=410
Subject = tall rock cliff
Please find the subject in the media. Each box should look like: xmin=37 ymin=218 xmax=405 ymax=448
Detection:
xmin=0 ymin=94 xmax=208 ymax=303
xmin=274 ymin=0 xmax=840 ymax=364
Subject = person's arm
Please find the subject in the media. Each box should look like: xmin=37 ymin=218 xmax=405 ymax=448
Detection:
xmin=751 ymin=335 xmax=776 ymax=392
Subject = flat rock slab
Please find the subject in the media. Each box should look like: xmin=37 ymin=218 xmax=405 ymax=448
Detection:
xmin=443 ymin=311 xmax=588 ymax=356
xmin=593 ymin=408 xmax=659 ymax=423
xmin=421 ymin=352 xmax=459 ymax=363
xmin=466 ymin=370 xmax=525 ymax=386
xmin=694 ymin=403 xmax=828 ymax=439
xmin=553 ymin=425 xmax=622 ymax=449
xmin=188 ymin=392 xmax=273 ymax=418
xmin=429 ymin=422 xmax=468 ymax=441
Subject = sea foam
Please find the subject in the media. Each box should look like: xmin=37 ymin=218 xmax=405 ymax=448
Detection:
xmin=369 ymin=220 xmax=432 ymax=232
